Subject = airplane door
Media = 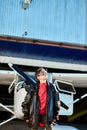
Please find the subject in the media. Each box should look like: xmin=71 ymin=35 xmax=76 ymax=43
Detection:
xmin=54 ymin=80 xmax=76 ymax=115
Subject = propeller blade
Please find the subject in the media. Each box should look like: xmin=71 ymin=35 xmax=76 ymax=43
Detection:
xmin=8 ymin=63 xmax=37 ymax=86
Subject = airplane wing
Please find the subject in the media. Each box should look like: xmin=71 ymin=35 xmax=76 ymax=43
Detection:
xmin=0 ymin=37 xmax=87 ymax=72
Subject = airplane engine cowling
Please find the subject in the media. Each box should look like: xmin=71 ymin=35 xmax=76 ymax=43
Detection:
xmin=14 ymin=83 xmax=27 ymax=119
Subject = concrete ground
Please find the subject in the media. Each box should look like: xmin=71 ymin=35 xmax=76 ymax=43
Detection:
xmin=0 ymin=120 xmax=87 ymax=130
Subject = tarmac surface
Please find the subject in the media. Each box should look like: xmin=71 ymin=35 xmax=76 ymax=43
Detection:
xmin=0 ymin=120 xmax=87 ymax=130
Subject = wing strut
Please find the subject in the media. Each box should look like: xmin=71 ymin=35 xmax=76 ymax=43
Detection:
xmin=0 ymin=103 xmax=16 ymax=126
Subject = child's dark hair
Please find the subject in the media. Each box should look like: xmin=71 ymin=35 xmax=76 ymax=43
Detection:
xmin=35 ymin=67 xmax=45 ymax=78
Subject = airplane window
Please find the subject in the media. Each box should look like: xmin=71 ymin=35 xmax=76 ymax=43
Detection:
xmin=54 ymin=80 xmax=76 ymax=94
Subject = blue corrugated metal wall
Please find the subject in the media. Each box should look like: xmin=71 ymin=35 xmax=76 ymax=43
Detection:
xmin=0 ymin=0 xmax=86 ymax=45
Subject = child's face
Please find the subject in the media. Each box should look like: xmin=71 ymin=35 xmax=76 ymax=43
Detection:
xmin=36 ymin=69 xmax=48 ymax=81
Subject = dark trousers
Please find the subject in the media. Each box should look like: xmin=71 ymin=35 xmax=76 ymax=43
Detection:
xmin=31 ymin=115 xmax=52 ymax=130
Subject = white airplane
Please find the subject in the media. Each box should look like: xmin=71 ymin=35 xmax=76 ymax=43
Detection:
xmin=0 ymin=63 xmax=87 ymax=130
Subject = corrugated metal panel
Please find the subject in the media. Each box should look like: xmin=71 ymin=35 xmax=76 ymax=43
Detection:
xmin=0 ymin=0 xmax=87 ymax=45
